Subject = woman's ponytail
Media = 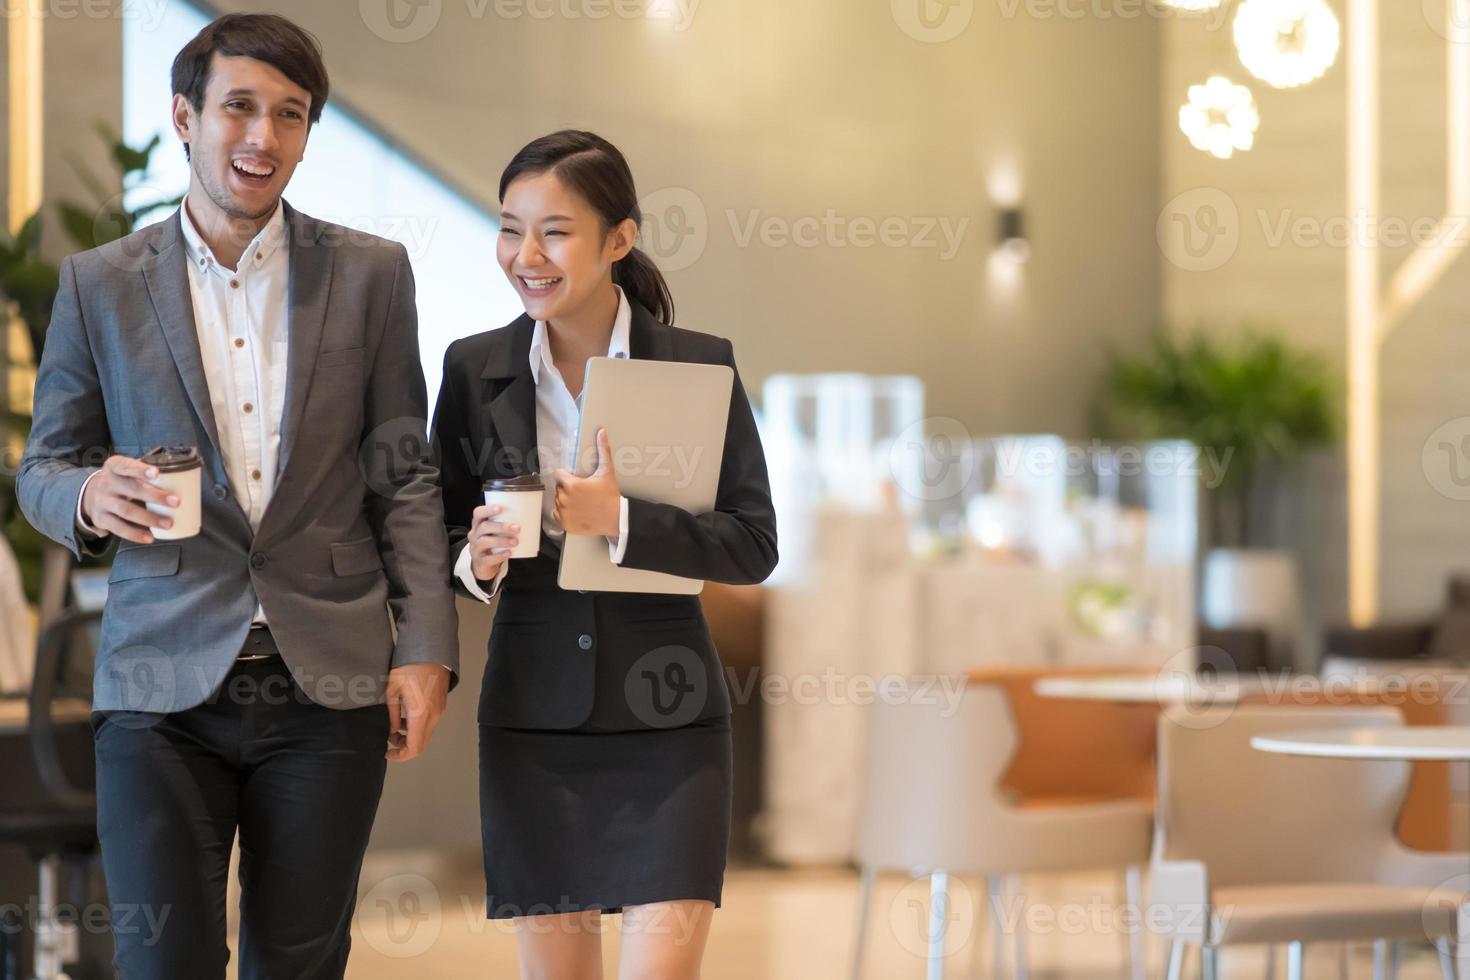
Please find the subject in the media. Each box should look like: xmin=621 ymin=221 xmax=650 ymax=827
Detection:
xmin=500 ymin=130 xmax=677 ymax=325
xmin=613 ymin=247 xmax=674 ymax=326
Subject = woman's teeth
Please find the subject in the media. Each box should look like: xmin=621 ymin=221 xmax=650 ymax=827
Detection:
xmin=522 ymin=276 xmax=562 ymax=291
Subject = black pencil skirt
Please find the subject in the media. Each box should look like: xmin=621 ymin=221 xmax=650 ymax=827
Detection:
xmin=478 ymin=713 xmax=733 ymax=919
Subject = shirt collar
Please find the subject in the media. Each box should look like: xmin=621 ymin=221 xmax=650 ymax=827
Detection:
xmin=528 ymin=285 xmax=633 ymax=384
xmin=179 ymin=194 xmax=287 ymax=274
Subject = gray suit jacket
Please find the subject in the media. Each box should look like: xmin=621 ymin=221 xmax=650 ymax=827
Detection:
xmin=18 ymin=203 xmax=459 ymax=712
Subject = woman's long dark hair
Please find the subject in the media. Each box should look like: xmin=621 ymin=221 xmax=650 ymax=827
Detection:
xmin=499 ymin=130 xmax=675 ymax=325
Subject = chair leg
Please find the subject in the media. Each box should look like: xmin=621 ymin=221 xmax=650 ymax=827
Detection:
xmin=1008 ymin=875 xmax=1029 ymax=980
xmin=1123 ymin=866 xmax=1145 ymax=980
xmin=1340 ymin=941 xmax=1351 ymax=980
xmin=1288 ymin=941 xmax=1305 ymax=980
xmin=1372 ymin=939 xmax=1387 ymax=980
xmin=1165 ymin=936 xmax=1185 ymax=980
xmin=927 ymin=869 xmax=949 ymax=980
xmin=1436 ymin=936 xmax=1456 ymax=980
xmin=850 ymin=864 xmax=875 ymax=980
xmin=969 ymin=876 xmax=987 ymax=980
xmin=34 ymin=854 xmax=74 ymax=980
xmin=1387 ymin=940 xmax=1401 ymax=980
xmin=1202 ymin=944 xmax=1219 ymax=980
xmin=989 ymin=876 xmax=1007 ymax=980
xmin=1265 ymin=944 xmax=1277 ymax=980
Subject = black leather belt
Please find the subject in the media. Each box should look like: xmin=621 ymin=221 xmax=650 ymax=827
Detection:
xmin=238 ymin=625 xmax=281 ymax=661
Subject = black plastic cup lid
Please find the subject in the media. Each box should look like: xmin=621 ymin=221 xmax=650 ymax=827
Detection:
xmin=483 ymin=474 xmax=542 ymax=492
xmin=141 ymin=445 xmax=202 ymax=473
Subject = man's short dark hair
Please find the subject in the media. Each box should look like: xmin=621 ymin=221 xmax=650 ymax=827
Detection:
xmin=171 ymin=12 xmax=330 ymax=157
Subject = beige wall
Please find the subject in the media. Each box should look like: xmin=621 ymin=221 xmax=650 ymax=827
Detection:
xmin=0 ymin=10 xmax=122 ymax=262
xmin=1 ymin=9 xmax=121 ymax=420
xmin=205 ymin=0 xmax=1162 ymax=438
xmin=1162 ymin=1 xmax=1469 ymax=623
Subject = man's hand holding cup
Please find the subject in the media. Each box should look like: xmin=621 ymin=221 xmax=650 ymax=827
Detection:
xmin=81 ymin=455 xmax=180 ymax=544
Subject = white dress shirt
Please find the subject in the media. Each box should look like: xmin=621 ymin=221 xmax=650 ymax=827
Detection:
xmin=77 ymin=197 xmax=289 ymax=625
xmin=456 ymin=287 xmax=633 ymax=602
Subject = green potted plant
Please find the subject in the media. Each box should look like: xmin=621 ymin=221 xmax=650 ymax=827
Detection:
xmin=0 ymin=211 xmax=59 ymax=605
xmin=1 ymin=124 xmax=181 ymax=605
xmin=1093 ymin=328 xmax=1340 ymax=667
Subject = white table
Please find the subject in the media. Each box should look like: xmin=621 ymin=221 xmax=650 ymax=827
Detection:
xmin=1253 ymin=726 xmax=1470 ymax=878
xmin=1251 ymin=726 xmax=1470 ymax=762
xmin=1034 ymin=672 xmax=1266 ymax=705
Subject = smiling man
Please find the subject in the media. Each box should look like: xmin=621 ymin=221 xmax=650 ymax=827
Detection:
xmin=17 ymin=13 xmax=458 ymax=979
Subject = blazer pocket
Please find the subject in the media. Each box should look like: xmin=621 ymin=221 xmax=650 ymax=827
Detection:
xmin=331 ymin=537 xmax=384 ymax=577
xmin=108 ymin=544 xmax=181 ymax=583
xmin=317 ymin=346 xmax=366 ymax=369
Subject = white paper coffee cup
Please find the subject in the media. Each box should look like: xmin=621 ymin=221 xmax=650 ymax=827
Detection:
xmin=141 ymin=445 xmax=203 ymax=540
xmin=483 ymin=475 xmax=543 ymax=559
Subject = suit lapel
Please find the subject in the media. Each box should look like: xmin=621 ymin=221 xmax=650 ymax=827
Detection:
xmin=139 ymin=213 xmax=246 ymax=514
xmin=276 ymin=202 xmax=333 ymax=478
xmin=141 ymin=214 xmax=224 ymax=466
xmin=476 ymin=300 xmax=670 ymax=561
xmin=480 ymin=314 xmax=539 ymax=479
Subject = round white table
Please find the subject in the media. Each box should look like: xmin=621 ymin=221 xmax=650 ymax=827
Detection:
xmin=1251 ymin=725 xmax=1470 ymax=762
xmin=1034 ymin=672 xmax=1266 ymax=705
xmin=1253 ymin=726 xmax=1470 ymax=881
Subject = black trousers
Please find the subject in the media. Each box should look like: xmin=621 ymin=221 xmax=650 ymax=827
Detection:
xmin=91 ymin=655 xmax=390 ymax=980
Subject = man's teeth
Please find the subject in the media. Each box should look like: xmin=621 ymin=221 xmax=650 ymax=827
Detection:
xmin=233 ymin=161 xmax=275 ymax=177
xmin=524 ymin=277 xmax=562 ymax=288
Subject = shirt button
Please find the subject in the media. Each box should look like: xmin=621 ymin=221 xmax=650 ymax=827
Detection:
xmin=242 ymin=402 xmax=254 ymax=413
xmin=577 ymin=633 xmax=593 ymax=650
xmin=230 ymin=279 xmax=240 ymax=289
xmin=250 ymin=552 xmax=267 ymax=569
xmin=251 ymin=469 xmax=262 ymax=481
xmin=234 ymin=338 xmax=245 ymax=349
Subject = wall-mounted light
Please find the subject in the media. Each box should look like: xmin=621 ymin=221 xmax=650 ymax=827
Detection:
xmin=995 ymin=206 xmax=1030 ymax=263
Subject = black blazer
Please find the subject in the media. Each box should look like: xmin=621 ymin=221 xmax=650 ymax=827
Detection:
xmin=432 ymin=301 xmax=778 ymax=731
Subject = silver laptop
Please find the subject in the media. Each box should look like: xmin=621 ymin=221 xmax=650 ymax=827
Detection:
xmin=557 ymin=356 xmax=733 ymax=594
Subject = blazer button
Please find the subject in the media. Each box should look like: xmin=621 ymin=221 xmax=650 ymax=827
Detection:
xmin=213 ymin=484 xmax=228 ymax=501
xmin=578 ymin=589 xmax=587 ymax=595
xmin=250 ymin=553 xmax=267 ymax=569
xmin=577 ymin=633 xmax=593 ymax=650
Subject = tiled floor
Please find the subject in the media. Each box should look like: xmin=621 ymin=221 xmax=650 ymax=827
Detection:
xmin=276 ymin=857 xmax=1456 ymax=979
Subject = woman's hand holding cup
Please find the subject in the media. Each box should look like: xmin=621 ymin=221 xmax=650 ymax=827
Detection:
xmin=469 ymin=504 xmax=520 ymax=580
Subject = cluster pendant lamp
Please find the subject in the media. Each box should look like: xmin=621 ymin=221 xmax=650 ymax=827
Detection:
xmin=1167 ymin=0 xmax=1341 ymax=158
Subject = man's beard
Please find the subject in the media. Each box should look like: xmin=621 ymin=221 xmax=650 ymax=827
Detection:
xmin=195 ymin=150 xmax=277 ymax=223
